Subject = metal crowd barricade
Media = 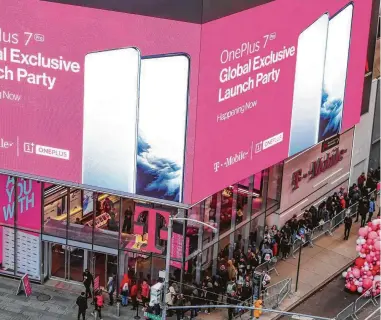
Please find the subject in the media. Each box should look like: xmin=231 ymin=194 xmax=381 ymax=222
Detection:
xmin=254 ymin=257 xmax=279 ymax=276
xmin=263 ymin=278 xmax=292 ymax=309
xmin=354 ymin=286 xmax=379 ymax=315
xmin=311 ymin=220 xmax=332 ymax=242
xmin=335 ymin=302 xmax=356 ymax=320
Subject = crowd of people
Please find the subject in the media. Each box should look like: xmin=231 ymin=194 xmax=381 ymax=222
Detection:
xmin=75 ymin=168 xmax=379 ymax=320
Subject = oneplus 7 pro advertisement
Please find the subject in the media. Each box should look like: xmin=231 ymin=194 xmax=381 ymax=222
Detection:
xmin=0 ymin=0 xmax=373 ymax=206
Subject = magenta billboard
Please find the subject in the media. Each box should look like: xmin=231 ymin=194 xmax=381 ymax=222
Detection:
xmin=0 ymin=0 xmax=373 ymax=205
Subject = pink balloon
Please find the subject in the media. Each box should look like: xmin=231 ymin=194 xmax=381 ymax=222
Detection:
xmin=370 ymin=252 xmax=375 ymax=257
xmin=369 ymin=231 xmax=378 ymax=240
xmin=367 ymin=255 xmax=373 ymax=263
xmin=375 ymin=241 xmax=380 ymax=251
xmin=359 ymin=228 xmax=368 ymax=237
xmin=367 ymin=239 xmax=374 ymax=245
xmin=363 ymin=278 xmax=373 ymax=289
xmin=352 ymin=268 xmax=361 ymax=278
xmin=361 ymin=248 xmax=366 ymax=254
xmin=356 ymin=245 xmax=362 ymax=252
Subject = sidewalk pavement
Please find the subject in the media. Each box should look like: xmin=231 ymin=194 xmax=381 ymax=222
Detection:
xmin=0 ymin=276 xmax=137 ymax=320
xmin=0 ymin=220 xmax=369 ymax=320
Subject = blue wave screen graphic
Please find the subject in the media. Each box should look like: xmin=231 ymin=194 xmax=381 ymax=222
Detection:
xmin=136 ymin=135 xmax=181 ymax=202
xmin=318 ymin=89 xmax=343 ymax=141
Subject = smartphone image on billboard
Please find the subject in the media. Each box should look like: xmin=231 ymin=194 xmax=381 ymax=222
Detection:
xmin=136 ymin=54 xmax=190 ymax=202
xmin=319 ymin=3 xmax=354 ymax=142
xmin=288 ymin=13 xmax=329 ymax=157
xmin=82 ymin=47 xmax=140 ymax=193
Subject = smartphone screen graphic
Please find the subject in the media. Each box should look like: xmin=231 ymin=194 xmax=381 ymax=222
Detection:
xmin=82 ymin=47 xmax=140 ymax=193
xmin=288 ymin=14 xmax=329 ymax=157
xmin=319 ymin=3 xmax=353 ymax=142
xmin=136 ymin=54 xmax=190 ymax=202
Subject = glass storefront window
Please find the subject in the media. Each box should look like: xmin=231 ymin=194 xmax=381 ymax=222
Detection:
xmin=267 ymin=162 xmax=283 ymax=213
xmin=43 ymin=185 xmax=69 ymax=238
xmin=93 ymin=193 xmax=120 ymax=249
xmin=68 ymin=189 xmax=92 ymax=244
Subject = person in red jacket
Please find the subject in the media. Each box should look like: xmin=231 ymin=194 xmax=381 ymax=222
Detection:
xmin=130 ymin=281 xmax=139 ymax=311
xmin=141 ymin=279 xmax=150 ymax=305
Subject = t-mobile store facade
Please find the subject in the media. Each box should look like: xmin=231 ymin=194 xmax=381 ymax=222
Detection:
xmin=0 ymin=0 xmax=374 ymax=290
xmin=0 ymin=162 xmax=283 ymax=287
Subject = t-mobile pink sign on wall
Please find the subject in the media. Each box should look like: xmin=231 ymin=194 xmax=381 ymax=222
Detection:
xmin=0 ymin=0 xmax=374 ymax=206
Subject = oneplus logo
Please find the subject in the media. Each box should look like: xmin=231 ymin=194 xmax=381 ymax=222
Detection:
xmin=255 ymin=142 xmax=262 ymax=153
xmin=23 ymin=142 xmax=34 ymax=153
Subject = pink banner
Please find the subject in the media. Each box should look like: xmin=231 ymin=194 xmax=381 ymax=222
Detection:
xmin=0 ymin=0 xmax=373 ymax=206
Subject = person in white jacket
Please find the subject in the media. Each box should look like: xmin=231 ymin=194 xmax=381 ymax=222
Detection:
xmin=165 ymin=286 xmax=176 ymax=317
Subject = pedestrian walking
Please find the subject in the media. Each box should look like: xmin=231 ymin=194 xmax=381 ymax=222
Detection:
xmin=107 ymin=275 xmax=116 ymax=306
xmin=76 ymin=292 xmax=88 ymax=320
xmin=344 ymin=214 xmax=352 ymax=240
xmin=91 ymin=290 xmax=103 ymax=320
xmin=83 ymin=269 xmax=94 ymax=299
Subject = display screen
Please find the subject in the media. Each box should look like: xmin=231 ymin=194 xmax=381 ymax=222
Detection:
xmin=319 ymin=4 xmax=354 ymax=142
xmin=288 ymin=14 xmax=329 ymax=156
xmin=136 ymin=55 xmax=190 ymax=202
xmin=82 ymin=48 xmax=140 ymax=193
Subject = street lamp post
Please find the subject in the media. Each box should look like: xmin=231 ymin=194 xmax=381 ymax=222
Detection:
xmin=162 ymin=216 xmax=217 ymax=320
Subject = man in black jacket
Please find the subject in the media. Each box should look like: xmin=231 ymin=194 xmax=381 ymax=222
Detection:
xmin=83 ymin=269 xmax=94 ymax=299
xmin=344 ymin=214 xmax=352 ymax=240
xmin=76 ymin=292 xmax=88 ymax=320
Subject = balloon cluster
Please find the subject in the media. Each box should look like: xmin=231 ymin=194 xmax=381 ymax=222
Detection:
xmin=342 ymin=219 xmax=381 ymax=296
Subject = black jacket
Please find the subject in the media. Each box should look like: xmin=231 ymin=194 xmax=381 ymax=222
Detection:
xmin=83 ymin=272 xmax=94 ymax=286
xmin=76 ymin=295 xmax=88 ymax=311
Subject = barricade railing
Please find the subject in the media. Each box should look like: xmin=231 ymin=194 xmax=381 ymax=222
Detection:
xmin=263 ymin=278 xmax=292 ymax=309
xmin=335 ymin=302 xmax=356 ymax=320
xmin=311 ymin=220 xmax=332 ymax=242
xmin=354 ymin=285 xmax=379 ymax=314
xmin=254 ymin=257 xmax=279 ymax=276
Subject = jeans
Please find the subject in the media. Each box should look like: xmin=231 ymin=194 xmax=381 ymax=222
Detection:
xmin=122 ymin=295 xmax=128 ymax=306
xmin=84 ymin=284 xmax=92 ymax=298
xmin=94 ymin=306 xmax=102 ymax=318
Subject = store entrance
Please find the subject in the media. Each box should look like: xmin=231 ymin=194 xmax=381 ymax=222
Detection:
xmin=49 ymin=243 xmax=85 ymax=282
xmin=88 ymin=252 xmax=118 ymax=290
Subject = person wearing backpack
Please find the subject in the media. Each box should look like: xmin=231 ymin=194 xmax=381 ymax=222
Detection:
xmin=76 ymin=292 xmax=88 ymax=320
xmin=91 ymin=290 xmax=103 ymax=320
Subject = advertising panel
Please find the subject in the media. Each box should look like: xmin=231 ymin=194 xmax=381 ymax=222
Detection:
xmin=0 ymin=0 xmax=373 ymax=206
xmin=192 ymin=0 xmax=373 ymax=204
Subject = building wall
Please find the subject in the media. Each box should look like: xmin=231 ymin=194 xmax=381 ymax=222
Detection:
xmin=350 ymin=79 xmax=379 ymax=184
xmin=267 ymin=128 xmax=354 ymax=227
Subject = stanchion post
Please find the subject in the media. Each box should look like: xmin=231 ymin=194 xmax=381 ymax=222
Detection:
xmin=134 ymin=304 xmax=141 ymax=320
xmin=295 ymin=243 xmax=302 ymax=293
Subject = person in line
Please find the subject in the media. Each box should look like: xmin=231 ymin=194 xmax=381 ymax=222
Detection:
xmin=130 ymin=281 xmax=139 ymax=311
xmin=82 ymin=269 xmax=94 ymax=299
xmin=107 ymin=275 xmax=116 ymax=306
xmin=91 ymin=290 xmax=103 ymax=320
xmin=227 ymin=291 xmax=238 ymax=320
xmin=360 ymin=196 xmax=369 ymax=227
xmin=141 ymin=279 xmax=150 ymax=306
xmin=367 ymin=196 xmax=376 ymax=223
xmin=344 ymin=214 xmax=352 ymax=240
xmin=358 ymin=172 xmax=366 ymax=191
xmin=121 ymin=281 xmax=129 ymax=306
xmin=76 ymin=292 xmax=88 ymax=320
xmin=175 ymin=293 xmax=185 ymax=320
